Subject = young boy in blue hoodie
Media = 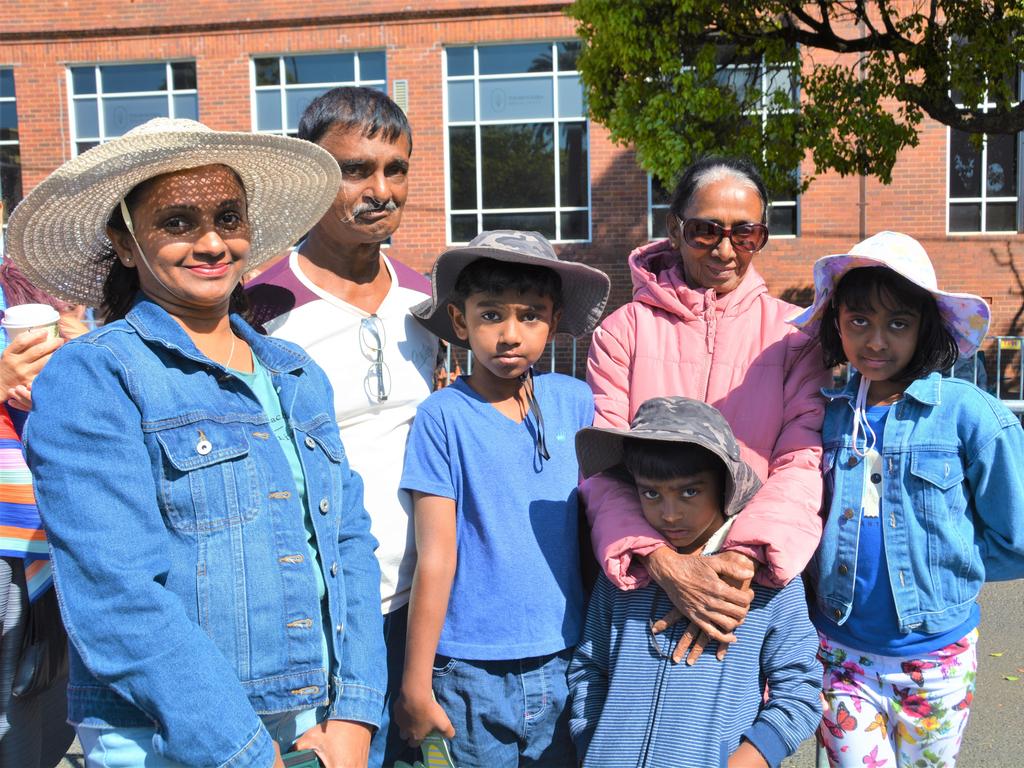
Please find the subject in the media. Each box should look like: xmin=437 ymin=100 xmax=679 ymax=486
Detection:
xmin=394 ymin=231 xmax=610 ymax=767
xmin=570 ymin=397 xmax=821 ymax=768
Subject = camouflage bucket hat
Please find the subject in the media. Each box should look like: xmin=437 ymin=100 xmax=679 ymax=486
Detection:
xmin=575 ymin=396 xmax=762 ymax=518
xmin=412 ymin=230 xmax=611 ymax=348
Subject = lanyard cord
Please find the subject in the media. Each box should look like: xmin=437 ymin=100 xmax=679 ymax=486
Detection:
xmin=849 ymin=375 xmax=878 ymax=458
xmin=521 ymin=369 xmax=550 ymax=462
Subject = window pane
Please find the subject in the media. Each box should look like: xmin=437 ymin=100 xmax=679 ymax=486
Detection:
xmin=650 ymin=206 xmax=670 ymax=238
xmin=482 ymin=212 xmax=555 ymax=238
xmin=768 ymin=204 xmax=797 ymax=236
xmin=986 ymin=202 xmax=1017 ymax=231
xmin=448 ymin=80 xmax=475 ymax=122
xmin=0 ymin=145 xmax=23 ymax=213
xmin=560 ymin=210 xmax=588 ymax=240
xmin=172 ymin=93 xmax=198 ymax=121
xmin=70 ymin=67 xmax=96 ymax=95
xmin=447 ymin=48 xmax=474 ymax=77
xmin=949 ymin=130 xmax=982 ymax=198
xmin=289 ymin=54 xmax=354 ymax=85
xmin=715 ymin=65 xmax=758 ymax=103
xmin=171 ymin=62 xmax=197 ymax=91
xmin=949 ymin=202 xmax=981 ymax=232
xmin=76 ymin=141 xmax=99 ymax=155
xmin=557 ymin=75 xmax=584 ymax=118
xmin=0 ymin=70 xmax=14 ymax=99
xmin=480 ymin=123 xmax=554 ymax=208
xmin=100 ymin=63 xmax=168 ymax=93
xmin=359 ymin=51 xmax=386 ymax=81
xmin=450 ymin=214 xmax=479 ymax=243
xmin=448 ymin=126 xmax=477 ymax=210
xmin=986 ymin=133 xmax=1017 ymax=197
xmin=765 ymin=67 xmax=797 ymax=104
xmin=559 ymin=123 xmax=588 ymax=207
xmin=651 ymin=177 xmax=671 ymax=206
xmin=256 ymin=90 xmax=282 ymax=132
xmin=254 ymin=58 xmax=280 ymax=86
xmin=103 ymin=94 xmax=170 ymax=137
xmin=479 ymin=77 xmax=553 ymax=121
xmin=478 ymin=43 xmax=552 ymax=75
xmin=0 ymin=102 xmax=17 ymax=138
xmin=286 ymin=87 xmax=328 ymax=131
xmin=557 ymin=41 xmax=581 ymax=72
xmin=74 ymin=99 xmax=99 ymax=138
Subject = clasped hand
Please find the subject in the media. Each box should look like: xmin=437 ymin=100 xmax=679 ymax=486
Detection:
xmin=644 ymin=547 xmax=756 ymax=665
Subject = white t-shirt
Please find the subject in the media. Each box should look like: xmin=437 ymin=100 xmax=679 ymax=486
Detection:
xmin=247 ymin=250 xmax=437 ymax=613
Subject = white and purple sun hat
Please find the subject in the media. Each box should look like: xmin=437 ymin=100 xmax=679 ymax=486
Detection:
xmin=789 ymin=231 xmax=991 ymax=357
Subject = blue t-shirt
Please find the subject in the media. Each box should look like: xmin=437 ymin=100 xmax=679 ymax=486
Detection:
xmin=401 ymin=371 xmax=593 ymax=660
xmin=814 ymin=403 xmax=979 ymax=654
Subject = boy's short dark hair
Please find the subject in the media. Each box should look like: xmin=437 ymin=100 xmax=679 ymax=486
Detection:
xmin=622 ymin=438 xmax=725 ymax=485
xmin=297 ymin=86 xmax=412 ymax=152
xmin=447 ymin=257 xmax=564 ymax=312
xmin=819 ymin=267 xmax=959 ymax=382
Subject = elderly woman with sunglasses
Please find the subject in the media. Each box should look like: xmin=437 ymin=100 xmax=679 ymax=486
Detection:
xmin=6 ymin=118 xmax=385 ymax=768
xmin=584 ymin=156 xmax=830 ymax=663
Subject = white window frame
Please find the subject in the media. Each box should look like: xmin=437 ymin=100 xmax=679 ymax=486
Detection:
xmin=442 ymin=41 xmax=592 ymax=244
xmin=0 ymin=67 xmax=19 ymax=232
xmin=946 ymin=75 xmax=1023 ymax=235
xmin=249 ymin=51 xmax=387 ymax=137
xmin=67 ymin=61 xmax=198 ymax=156
xmin=646 ymin=56 xmax=800 ymax=241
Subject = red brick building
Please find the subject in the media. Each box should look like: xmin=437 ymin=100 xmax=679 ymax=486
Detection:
xmin=2 ymin=1 xmax=1022 ymax=365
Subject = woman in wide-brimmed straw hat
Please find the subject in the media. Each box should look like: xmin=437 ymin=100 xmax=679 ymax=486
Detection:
xmin=6 ymin=118 xmax=385 ymax=768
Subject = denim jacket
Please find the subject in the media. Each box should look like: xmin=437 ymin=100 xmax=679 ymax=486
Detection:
xmin=24 ymin=297 xmax=385 ymax=768
xmin=811 ymin=371 xmax=1024 ymax=636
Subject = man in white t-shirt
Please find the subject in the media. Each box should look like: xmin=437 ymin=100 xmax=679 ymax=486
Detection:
xmin=247 ymin=87 xmax=436 ymax=768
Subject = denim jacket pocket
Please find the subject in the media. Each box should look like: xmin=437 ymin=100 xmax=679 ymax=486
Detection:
xmin=909 ymin=449 xmax=971 ymax=595
xmin=154 ymin=421 xmax=260 ymax=532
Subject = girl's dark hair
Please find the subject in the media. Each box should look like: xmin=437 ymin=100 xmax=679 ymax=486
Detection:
xmin=818 ymin=267 xmax=959 ymax=381
xmin=447 ymin=258 xmax=563 ymax=312
xmin=298 ymin=86 xmax=413 ymax=153
xmin=668 ymin=156 xmax=769 ymax=222
xmin=622 ymin=438 xmax=725 ymax=484
xmin=100 ymin=175 xmax=250 ymax=323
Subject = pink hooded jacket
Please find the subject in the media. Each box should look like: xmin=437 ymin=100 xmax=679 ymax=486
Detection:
xmin=583 ymin=239 xmax=830 ymax=588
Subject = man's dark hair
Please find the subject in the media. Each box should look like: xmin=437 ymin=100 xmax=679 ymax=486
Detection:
xmin=447 ymin=258 xmax=563 ymax=311
xmin=818 ymin=266 xmax=959 ymax=382
xmin=622 ymin=438 xmax=725 ymax=485
xmin=297 ymin=86 xmax=412 ymax=153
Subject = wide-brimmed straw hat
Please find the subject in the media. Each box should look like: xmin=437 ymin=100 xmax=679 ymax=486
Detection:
xmin=789 ymin=231 xmax=991 ymax=357
xmin=575 ymin=397 xmax=762 ymax=519
xmin=4 ymin=117 xmax=342 ymax=306
xmin=412 ymin=230 xmax=611 ymax=347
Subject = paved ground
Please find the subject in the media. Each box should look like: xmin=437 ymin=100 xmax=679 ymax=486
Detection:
xmin=60 ymin=580 xmax=1022 ymax=767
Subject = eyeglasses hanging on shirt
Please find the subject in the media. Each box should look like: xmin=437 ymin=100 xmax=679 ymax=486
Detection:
xmin=359 ymin=314 xmax=391 ymax=403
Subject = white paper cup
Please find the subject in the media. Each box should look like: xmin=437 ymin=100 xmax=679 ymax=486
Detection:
xmin=1 ymin=303 xmax=60 ymax=342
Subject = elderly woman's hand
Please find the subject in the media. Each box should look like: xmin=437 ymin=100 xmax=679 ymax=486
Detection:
xmin=644 ymin=547 xmax=756 ymax=664
xmin=0 ymin=328 xmax=64 ymax=410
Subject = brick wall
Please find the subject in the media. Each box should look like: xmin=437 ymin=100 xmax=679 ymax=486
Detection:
xmin=3 ymin=1 xmax=1022 ymax=337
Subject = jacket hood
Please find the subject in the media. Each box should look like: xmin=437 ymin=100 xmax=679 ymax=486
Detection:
xmin=627 ymin=239 xmax=770 ymax=321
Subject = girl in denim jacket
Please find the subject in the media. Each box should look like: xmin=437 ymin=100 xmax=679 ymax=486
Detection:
xmin=791 ymin=232 xmax=1024 ymax=768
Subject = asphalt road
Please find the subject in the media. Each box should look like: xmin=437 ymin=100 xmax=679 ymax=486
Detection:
xmin=60 ymin=580 xmax=1023 ymax=768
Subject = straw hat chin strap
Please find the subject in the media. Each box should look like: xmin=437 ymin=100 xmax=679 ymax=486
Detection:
xmin=119 ymin=198 xmax=192 ymax=305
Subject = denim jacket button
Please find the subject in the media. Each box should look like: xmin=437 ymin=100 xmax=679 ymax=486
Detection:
xmin=838 ymin=564 xmax=849 ymax=575
xmin=304 ymin=436 xmax=316 ymax=449
xmin=196 ymin=439 xmax=212 ymax=456
xmin=870 ymin=472 xmax=882 ymax=484
xmin=843 ymin=508 xmax=855 ymax=520
xmin=833 ymin=608 xmax=842 ymax=619
xmin=330 ymin=561 xmax=338 ymax=577
xmin=319 ymin=498 xmax=330 ymax=514
xmin=336 ymin=623 xmax=344 ymax=633
xmin=846 ymin=456 xmax=858 ymax=468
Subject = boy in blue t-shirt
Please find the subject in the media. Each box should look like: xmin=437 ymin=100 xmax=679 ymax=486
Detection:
xmin=395 ymin=230 xmax=610 ymax=767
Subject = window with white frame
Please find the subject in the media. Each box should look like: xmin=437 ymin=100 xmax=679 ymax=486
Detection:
xmin=69 ymin=62 xmax=198 ymax=155
xmin=1 ymin=69 xmax=21 ymax=228
xmin=647 ymin=54 xmax=799 ymax=240
xmin=444 ymin=41 xmax=589 ymax=243
xmin=948 ymin=72 xmax=1022 ymax=233
xmin=251 ymin=52 xmax=386 ymax=136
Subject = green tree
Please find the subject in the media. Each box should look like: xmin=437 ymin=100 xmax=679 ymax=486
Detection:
xmin=567 ymin=0 xmax=1024 ymax=195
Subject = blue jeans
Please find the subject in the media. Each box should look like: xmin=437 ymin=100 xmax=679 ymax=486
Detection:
xmin=368 ymin=603 xmax=418 ymax=768
xmin=431 ymin=648 xmax=576 ymax=768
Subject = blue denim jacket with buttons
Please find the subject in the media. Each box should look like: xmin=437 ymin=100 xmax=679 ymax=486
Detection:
xmin=810 ymin=371 xmax=1024 ymax=636
xmin=24 ymin=297 xmax=385 ymax=768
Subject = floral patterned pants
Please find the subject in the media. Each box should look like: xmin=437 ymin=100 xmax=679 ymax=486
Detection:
xmin=817 ymin=629 xmax=978 ymax=768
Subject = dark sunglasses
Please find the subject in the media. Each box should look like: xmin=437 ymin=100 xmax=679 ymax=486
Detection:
xmin=678 ymin=217 xmax=769 ymax=254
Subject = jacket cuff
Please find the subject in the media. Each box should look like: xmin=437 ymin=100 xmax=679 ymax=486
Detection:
xmin=328 ymin=677 xmax=385 ymax=728
xmin=606 ymin=540 xmax=667 ymax=590
xmin=219 ymin=723 xmax=276 ymax=768
xmin=741 ymin=721 xmax=789 ymax=768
